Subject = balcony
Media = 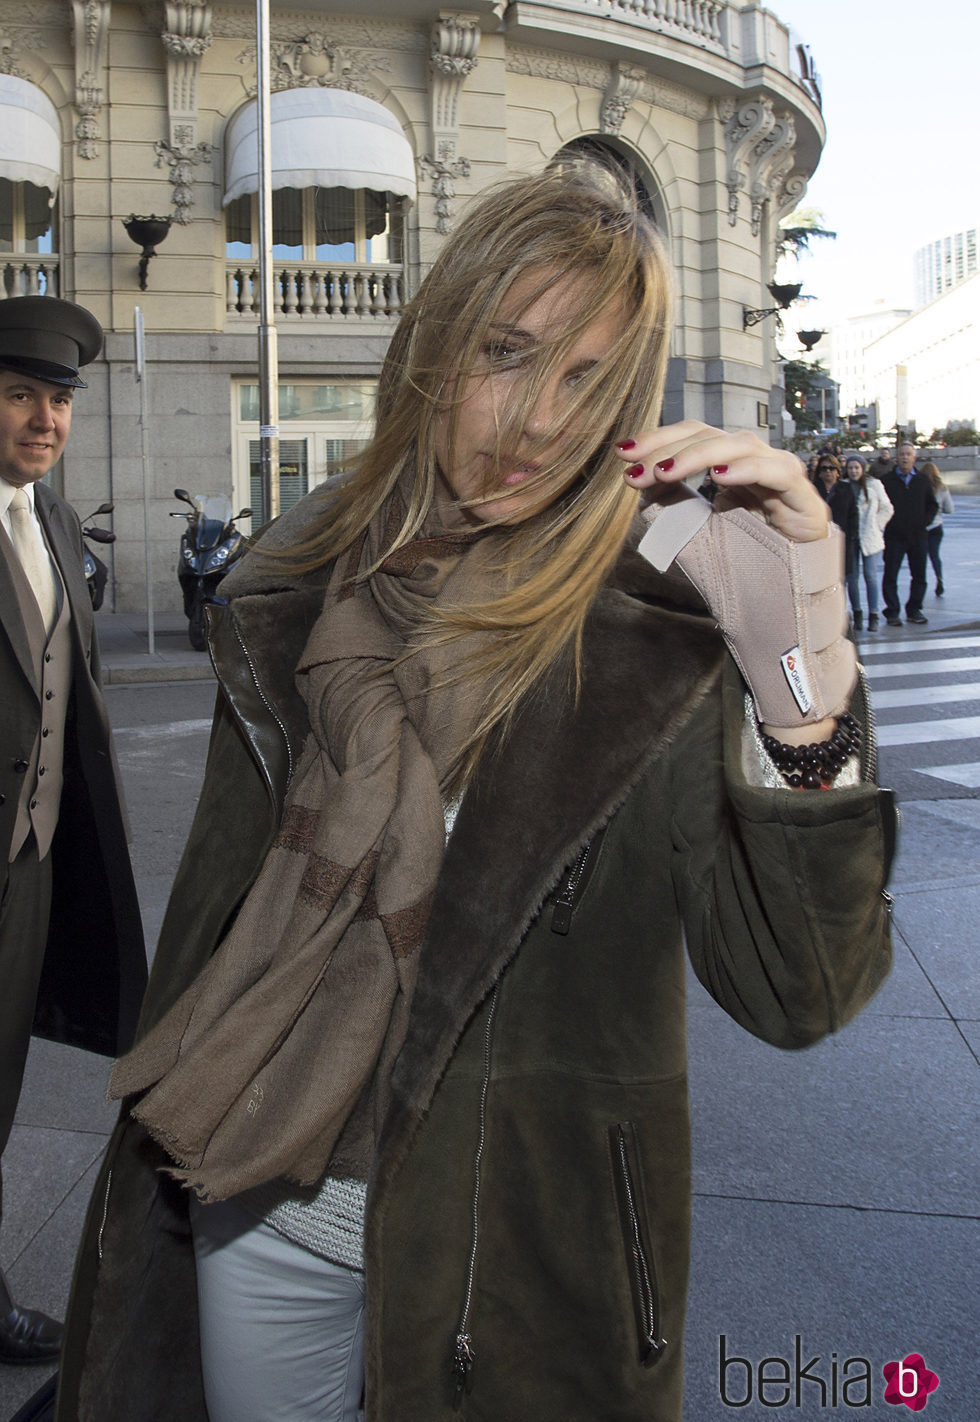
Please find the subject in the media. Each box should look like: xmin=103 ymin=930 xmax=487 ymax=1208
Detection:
xmin=584 ymin=0 xmax=726 ymax=49
xmin=225 ymin=261 xmax=405 ymax=321
xmin=1 ymin=255 xmax=60 ymax=299
xmin=505 ymin=0 xmax=823 ymax=138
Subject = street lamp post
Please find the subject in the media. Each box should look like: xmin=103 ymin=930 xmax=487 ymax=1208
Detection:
xmin=256 ymin=0 xmax=279 ymax=522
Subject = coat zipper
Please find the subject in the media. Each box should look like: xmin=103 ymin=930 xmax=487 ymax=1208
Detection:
xmin=611 ymin=1124 xmax=667 ymax=1368
xmin=97 ymin=1167 xmax=113 ymax=1261
xmin=452 ymin=985 xmax=499 ymax=1408
xmin=231 ymin=618 xmax=296 ymax=784
xmin=856 ymin=661 xmax=899 ymax=914
xmin=551 ymin=826 xmax=607 ymax=934
xmin=855 ymin=662 xmax=878 ymax=784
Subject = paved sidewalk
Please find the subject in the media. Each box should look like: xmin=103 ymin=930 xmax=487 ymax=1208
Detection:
xmin=94 ymin=608 xmax=216 ymax=684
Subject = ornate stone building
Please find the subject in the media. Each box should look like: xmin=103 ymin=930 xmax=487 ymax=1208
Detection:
xmin=0 ymin=0 xmax=824 ymax=611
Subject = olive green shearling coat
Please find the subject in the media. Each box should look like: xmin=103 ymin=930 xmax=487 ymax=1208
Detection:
xmin=56 ymin=494 xmax=894 ymax=1422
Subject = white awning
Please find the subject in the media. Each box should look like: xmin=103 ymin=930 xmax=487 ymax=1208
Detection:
xmin=223 ymin=88 xmax=416 ymax=207
xmin=0 ymin=75 xmax=61 ymax=194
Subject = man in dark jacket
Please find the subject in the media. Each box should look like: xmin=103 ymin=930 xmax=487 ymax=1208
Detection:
xmin=0 ymin=298 xmax=147 ymax=1363
xmin=880 ymin=443 xmax=938 ymax=625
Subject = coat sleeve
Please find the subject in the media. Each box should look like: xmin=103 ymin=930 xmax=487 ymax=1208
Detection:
xmin=668 ymin=659 xmax=894 ymax=1049
xmin=134 ymin=682 xmax=279 ymax=1038
xmin=874 ymin=480 xmax=894 ymax=534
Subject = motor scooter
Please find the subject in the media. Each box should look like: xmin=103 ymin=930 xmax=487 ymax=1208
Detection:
xmin=171 ymin=488 xmax=252 ymax=650
xmin=80 ymin=501 xmax=115 ymax=610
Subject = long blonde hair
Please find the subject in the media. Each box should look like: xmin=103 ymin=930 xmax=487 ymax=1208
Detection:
xmin=920 ymin=460 xmax=945 ymax=492
xmin=281 ymin=168 xmax=673 ymax=778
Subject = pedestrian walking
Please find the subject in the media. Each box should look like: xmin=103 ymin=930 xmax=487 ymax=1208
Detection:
xmin=920 ymin=460 xmax=954 ymax=596
xmin=814 ymin=454 xmax=859 ymax=615
xmin=845 ymin=455 xmax=893 ymax=631
xmin=57 ymin=169 xmax=894 ymax=1422
xmin=870 ymin=447 xmax=894 ymax=481
xmin=880 ymin=442 xmax=938 ymax=625
xmin=0 ymin=298 xmax=146 ymax=1365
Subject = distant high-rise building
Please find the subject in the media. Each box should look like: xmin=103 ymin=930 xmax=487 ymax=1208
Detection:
xmin=830 ymin=307 xmax=911 ymax=417
xmin=914 ymin=227 xmax=978 ymax=307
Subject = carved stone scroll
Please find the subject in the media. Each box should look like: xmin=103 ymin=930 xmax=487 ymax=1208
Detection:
xmin=152 ymin=2 xmax=213 ymax=220
xmin=719 ymin=95 xmax=774 ymax=228
xmin=775 ymin=171 xmax=808 ymax=224
xmin=429 ymin=12 xmax=479 ymax=165
xmin=601 ymin=63 xmax=646 ymax=137
xmin=162 ymin=0 xmax=212 ymax=150
xmin=71 ymin=0 xmax=110 ymax=158
xmin=749 ymin=110 xmax=796 ymax=236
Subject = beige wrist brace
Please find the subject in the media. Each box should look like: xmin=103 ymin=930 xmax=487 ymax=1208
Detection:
xmin=638 ymin=488 xmax=857 ymax=726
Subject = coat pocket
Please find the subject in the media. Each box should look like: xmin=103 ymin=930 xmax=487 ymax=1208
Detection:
xmin=609 ymin=1121 xmax=668 ymax=1368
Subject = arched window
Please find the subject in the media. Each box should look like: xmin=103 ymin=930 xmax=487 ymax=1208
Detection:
xmin=551 ymin=137 xmax=666 ymax=233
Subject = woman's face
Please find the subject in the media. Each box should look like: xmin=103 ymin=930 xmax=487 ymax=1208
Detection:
xmin=846 ymin=459 xmax=863 ymax=481
xmin=433 ymin=270 xmax=627 ymax=525
xmin=817 ymin=460 xmax=838 ymax=489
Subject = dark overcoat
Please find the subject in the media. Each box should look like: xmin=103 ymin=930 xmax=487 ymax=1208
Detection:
xmin=0 ymin=482 xmax=146 ymax=1058
xmin=56 ymin=493 xmax=894 ymax=1421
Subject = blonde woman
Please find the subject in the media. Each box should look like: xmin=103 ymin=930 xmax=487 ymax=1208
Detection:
xmin=59 ymin=171 xmax=893 ymax=1422
xmin=921 ymin=459 xmax=954 ymax=595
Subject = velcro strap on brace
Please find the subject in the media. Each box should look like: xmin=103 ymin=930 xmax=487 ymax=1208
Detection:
xmin=638 ymin=489 xmax=857 ymax=726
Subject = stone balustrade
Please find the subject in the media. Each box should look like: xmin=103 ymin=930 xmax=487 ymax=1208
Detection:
xmin=592 ymin=0 xmax=725 ymax=48
xmin=226 ymin=262 xmax=405 ymax=321
xmin=1 ymin=257 xmax=60 ymax=299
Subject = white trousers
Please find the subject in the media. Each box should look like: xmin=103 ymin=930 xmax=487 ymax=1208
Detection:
xmin=190 ymin=1196 xmax=365 ymax=1422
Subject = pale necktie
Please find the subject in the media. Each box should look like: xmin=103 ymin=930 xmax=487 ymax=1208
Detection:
xmin=8 ymin=487 xmax=58 ymax=635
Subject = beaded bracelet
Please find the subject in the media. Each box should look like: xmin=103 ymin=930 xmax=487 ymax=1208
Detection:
xmin=760 ymin=713 xmax=862 ymax=789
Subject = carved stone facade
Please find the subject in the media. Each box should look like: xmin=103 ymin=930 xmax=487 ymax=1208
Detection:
xmin=421 ymin=12 xmax=479 ymax=230
xmin=720 ymin=95 xmax=806 ymax=237
xmin=0 ymin=20 xmax=46 ymax=78
xmin=70 ymin=0 xmax=111 ymax=157
xmin=234 ymin=32 xmax=393 ymax=95
xmin=0 ymin=0 xmax=823 ymax=610
xmin=600 ymin=63 xmax=646 ymax=137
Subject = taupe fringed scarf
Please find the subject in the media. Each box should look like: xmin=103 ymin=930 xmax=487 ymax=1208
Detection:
xmin=110 ymin=480 xmax=495 ymax=1201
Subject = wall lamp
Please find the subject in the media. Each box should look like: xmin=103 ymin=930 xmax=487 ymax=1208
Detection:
xmin=797 ymin=329 xmax=826 ymax=352
xmin=743 ymin=282 xmax=803 ymax=329
xmin=123 ymin=214 xmax=173 ymax=290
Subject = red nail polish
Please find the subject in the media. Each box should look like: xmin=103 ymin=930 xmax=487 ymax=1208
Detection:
xmin=616 ymin=439 xmax=637 ymax=451
xmin=712 ymin=464 xmax=729 ymax=475
xmin=655 ymin=458 xmax=675 ymax=473
xmin=625 ymin=464 xmax=644 ymax=480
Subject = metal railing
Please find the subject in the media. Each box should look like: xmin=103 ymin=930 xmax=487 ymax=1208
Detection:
xmin=226 ymin=261 xmax=405 ymax=320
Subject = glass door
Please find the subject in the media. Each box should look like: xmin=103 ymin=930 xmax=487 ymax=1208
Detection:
xmin=234 ymin=380 xmax=376 ymax=524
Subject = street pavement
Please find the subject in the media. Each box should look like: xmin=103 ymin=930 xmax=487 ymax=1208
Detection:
xmin=2 ymin=501 xmax=978 ymax=1419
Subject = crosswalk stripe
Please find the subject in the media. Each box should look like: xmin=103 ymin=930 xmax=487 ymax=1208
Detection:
xmin=917 ymin=764 xmax=980 ymax=789
xmin=865 ymin=655 xmax=980 ymax=679
xmin=860 ymin=635 xmax=980 ymax=656
xmin=870 ymin=682 xmax=980 ymax=709
xmin=874 ymin=716 xmax=980 ymax=747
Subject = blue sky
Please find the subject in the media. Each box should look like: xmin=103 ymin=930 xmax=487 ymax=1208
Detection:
xmin=765 ymin=0 xmax=978 ymax=323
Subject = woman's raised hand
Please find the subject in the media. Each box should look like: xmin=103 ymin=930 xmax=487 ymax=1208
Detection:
xmin=615 ymin=421 xmax=830 ymax=544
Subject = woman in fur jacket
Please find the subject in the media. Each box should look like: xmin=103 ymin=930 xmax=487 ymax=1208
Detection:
xmin=57 ymin=169 xmax=894 ymax=1422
